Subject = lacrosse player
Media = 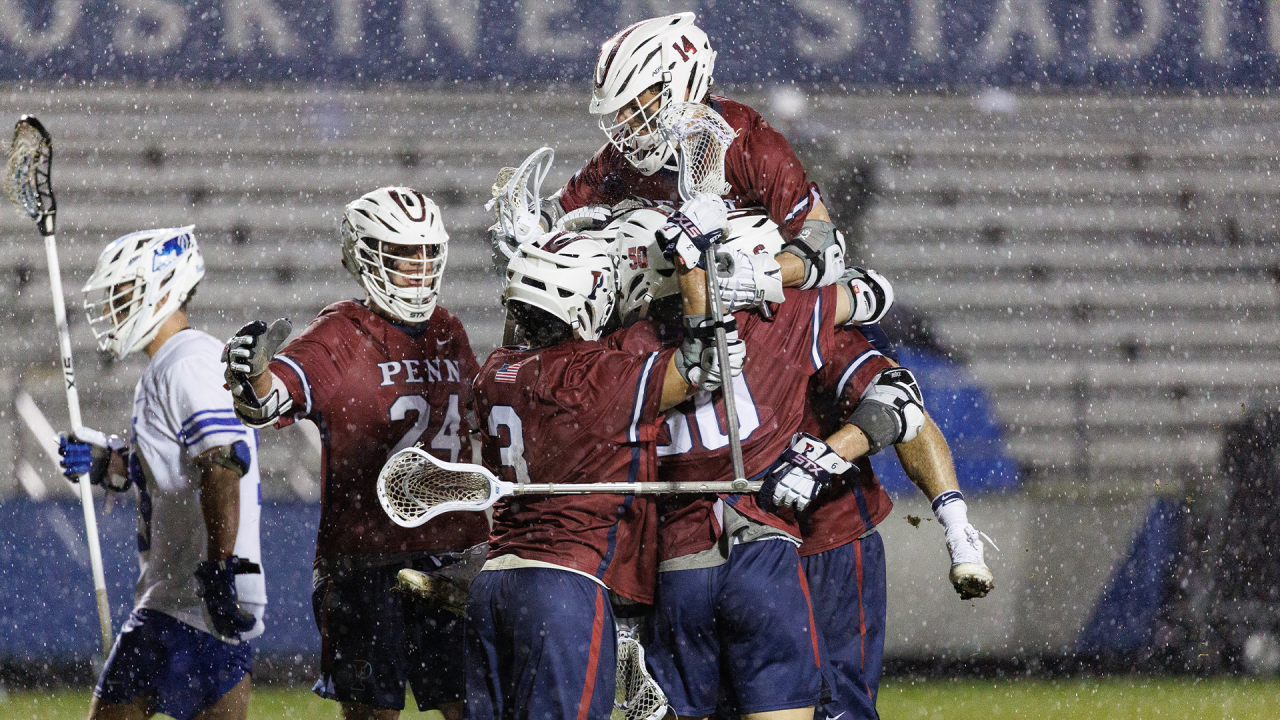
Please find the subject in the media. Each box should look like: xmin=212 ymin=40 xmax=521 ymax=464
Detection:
xmin=468 ymin=229 xmax=742 ymax=720
xmin=58 ymin=227 xmax=265 ymax=720
xmin=222 ymin=187 xmax=486 ymax=720
xmin=544 ymin=12 xmax=852 ymax=297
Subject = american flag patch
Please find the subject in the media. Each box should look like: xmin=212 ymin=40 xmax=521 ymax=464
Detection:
xmin=495 ymin=361 xmax=525 ymax=383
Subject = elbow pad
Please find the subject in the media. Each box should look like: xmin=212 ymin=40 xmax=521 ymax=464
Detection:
xmin=195 ymin=440 xmax=252 ymax=478
xmin=781 ymin=218 xmax=845 ymax=290
xmin=846 ymin=368 xmax=925 ymax=454
xmin=539 ymin=191 xmax=567 ymax=232
xmin=839 ymin=266 xmax=894 ymax=325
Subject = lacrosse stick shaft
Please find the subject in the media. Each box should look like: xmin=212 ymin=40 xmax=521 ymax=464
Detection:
xmin=702 ymin=249 xmax=748 ymax=490
xmin=45 ymin=233 xmax=113 ymax=658
xmin=511 ymin=480 xmax=761 ymax=495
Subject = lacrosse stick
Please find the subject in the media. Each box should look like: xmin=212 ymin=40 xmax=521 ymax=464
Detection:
xmin=655 ymin=102 xmax=749 ymax=491
xmin=5 ymin=115 xmax=113 ymax=658
xmin=486 ymin=146 xmax=554 ymax=260
xmin=613 ymin=631 xmax=670 ymax=720
xmin=377 ymin=446 xmax=761 ymax=528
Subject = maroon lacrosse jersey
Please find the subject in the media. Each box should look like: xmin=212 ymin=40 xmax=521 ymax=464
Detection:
xmin=558 ymin=96 xmax=822 ymax=240
xmin=269 ymin=300 xmax=488 ymax=563
xmin=654 ymin=286 xmax=841 ymax=562
xmin=475 ymin=328 xmax=677 ymax=605
xmin=797 ymin=327 xmax=897 ymax=557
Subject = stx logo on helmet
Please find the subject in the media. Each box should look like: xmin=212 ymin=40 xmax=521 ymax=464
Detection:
xmin=388 ymin=189 xmax=429 ymax=222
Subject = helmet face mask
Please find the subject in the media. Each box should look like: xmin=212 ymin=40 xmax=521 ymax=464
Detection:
xmin=590 ymin=13 xmax=717 ymax=176
xmin=83 ymin=226 xmax=204 ymax=359
xmin=342 ymin=187 xmax=449 ymax=324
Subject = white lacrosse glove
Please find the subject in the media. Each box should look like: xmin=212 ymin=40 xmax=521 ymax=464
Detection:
xmin=932 ymin=490 xmax=997 ymax=599
xmin=658 ymin=193 xmax=729 ymax=270
xmin=675 ymin=315 xmax=746 ymax=392
xmin=759 ymin=433 xmax=852 ymax=512
xmin=841 ymin=266 xmax=894 ymax=325
xmin=715 ymin=246 xmax=784 ymax=312
xmin=848 ymin=367 xmax=925 ymax=455
xmin=555 ymin=205 xmax=611 ymax=232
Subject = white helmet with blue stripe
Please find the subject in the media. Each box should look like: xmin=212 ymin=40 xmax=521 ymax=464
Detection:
xmin=83 ymin=226 xmax=205 ymax=359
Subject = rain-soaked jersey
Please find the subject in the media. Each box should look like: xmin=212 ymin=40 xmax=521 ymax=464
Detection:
xmin=270 ymin=300 xmax=488 ymax=563
xmin=797 ymin=327 xmax=896 ymax=557
xmin=558 ymin=96 xmax=822 ymax=240
xmin=654 ymin=286 xmax=841 ymax=563
xmin=130 ymin=329 xmax=265 ymax=639
xmin=474 ymin=326 xmax=676 ymax=605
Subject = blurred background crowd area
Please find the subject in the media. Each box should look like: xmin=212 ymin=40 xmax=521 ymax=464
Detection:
xmin=2 ymin=0 xmax=1280 ymax=685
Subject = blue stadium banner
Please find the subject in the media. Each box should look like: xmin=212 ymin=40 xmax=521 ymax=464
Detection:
xmin=1 ymin=0 xmax=1277 ymax=87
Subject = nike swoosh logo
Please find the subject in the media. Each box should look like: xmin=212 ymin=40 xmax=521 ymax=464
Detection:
xmin=827 ymin=713 xmax=846 ymax=720
xmin=436 ymin=339 xmax=449 ymax=347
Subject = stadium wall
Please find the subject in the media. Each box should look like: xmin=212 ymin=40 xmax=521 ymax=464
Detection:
xmin=1 ymin=0 xmax=1279 ymax=88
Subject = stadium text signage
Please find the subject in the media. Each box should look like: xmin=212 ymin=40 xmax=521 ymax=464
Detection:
xmin=2 ymin=0 xmax=1278 ymax=87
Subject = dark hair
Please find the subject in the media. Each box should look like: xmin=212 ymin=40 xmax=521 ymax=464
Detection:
xmin=508 ymin=301 xmax=573 ymax=348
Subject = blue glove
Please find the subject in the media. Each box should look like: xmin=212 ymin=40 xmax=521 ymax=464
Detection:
xmin=58 ymin=434 xmax=93 ymax=479
xmin=58 ymin=429 xmax=131 ymax=491
xmin=194 ymin=555 xmax=261 ymax=638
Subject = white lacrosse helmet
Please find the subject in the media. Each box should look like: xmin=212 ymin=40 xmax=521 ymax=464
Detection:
xmin=83 ymin=226 xmax=205 ymax=359
xmin=591 ymin=12 xmax=716 ymax=176
xmin=613 ymin=207 xmax=677 ymax=324
xmin=504 ymin=231 xmax=618 ymax=342
xmin=613 ymin=207 xmax=784 ymax=323
xmin=342 ymin=187 xmax=448 ymax=324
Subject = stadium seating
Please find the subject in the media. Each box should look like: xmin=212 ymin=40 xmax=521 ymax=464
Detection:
xmin=2 ymin=89 xmax=1277 ymax=502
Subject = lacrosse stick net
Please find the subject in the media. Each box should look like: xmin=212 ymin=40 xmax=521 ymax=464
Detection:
xmin=614 ymin=632 xmax=670 ymax=720
xmin=656 ymin=102 xmax=735 ymax=201
xmin=4 ymin=116 xmax=56 ymax=236
xmin=377 ymin=446 xmax=499 ymax=528
xmin=486 ymin=146 xmax=554 ymax=259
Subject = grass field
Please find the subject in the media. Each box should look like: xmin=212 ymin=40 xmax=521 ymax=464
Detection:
xmin=3 ymin=678 xmax=1280 ymax=719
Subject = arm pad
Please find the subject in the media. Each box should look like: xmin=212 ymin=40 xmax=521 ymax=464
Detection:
xmin=781 ymin=218 xmax=845 ymax=290
xmin=847 ymin=367 xmax=925 ymax=454
xmin=194 ymin=440 xmax=252 ymax=477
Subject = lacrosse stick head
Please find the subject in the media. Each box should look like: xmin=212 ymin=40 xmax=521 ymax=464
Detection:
xmin=655 ymin=102 xmax=735 ymax=201
xmin=377 ymin=446 xmax=503 ymax=528
xmin=4 ymin=115 xmax=55 ymax=237
xmin=487 ymin=147 xmax=555 ymax=262
xmin=613 ymin=632 xmax=670 ymax=720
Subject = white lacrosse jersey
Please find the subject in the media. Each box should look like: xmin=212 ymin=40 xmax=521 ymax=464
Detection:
xmin=128 ymin=328 xmax=266 ymax=641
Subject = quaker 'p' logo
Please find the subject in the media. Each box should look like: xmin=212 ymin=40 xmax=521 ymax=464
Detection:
xmin=586 ymin=270 xmax=605 ymax=300
xmin=389 ymin=189 xmax=429 ymax=222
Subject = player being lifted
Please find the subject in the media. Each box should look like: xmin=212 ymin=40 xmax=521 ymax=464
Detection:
xmin=468 ymin=228 xmax=741 ymax=720
xmin=544 ymin=11 xmax=852 ymax=297
xmin=223 ymin=188 xmax=486 ymax=720
xmin=58 ymin=227 xmax=265 ymax=720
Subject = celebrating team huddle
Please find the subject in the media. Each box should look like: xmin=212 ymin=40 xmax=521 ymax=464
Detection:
xmin=55 ymin=12 xmax=993 ymax=720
